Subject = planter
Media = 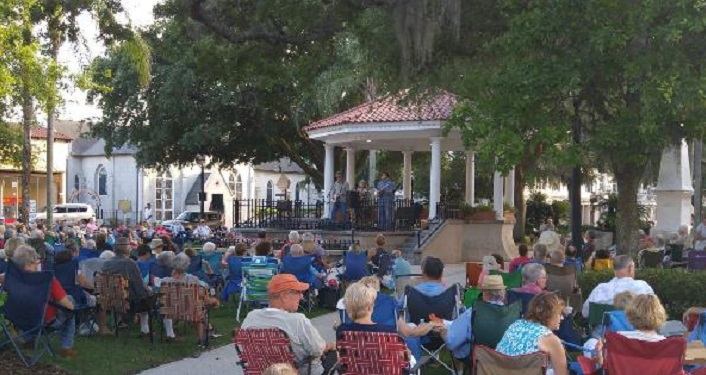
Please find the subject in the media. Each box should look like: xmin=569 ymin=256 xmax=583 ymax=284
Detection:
xmin=467 ymin=211 xmax=497 ymax=222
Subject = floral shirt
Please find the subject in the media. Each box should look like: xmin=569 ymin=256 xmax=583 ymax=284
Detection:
xmin=496 ymin=319 xmax=551 ymax=356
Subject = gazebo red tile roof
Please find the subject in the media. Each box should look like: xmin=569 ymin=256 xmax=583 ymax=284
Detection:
xmin=304 ymin=91 xmax=458 ymax=132
xmin=30 ymin=127 xmax=73 ymax=141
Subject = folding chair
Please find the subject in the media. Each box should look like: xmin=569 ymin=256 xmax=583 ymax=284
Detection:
xmin=472 ymin=345 xmax=547 ymax=375
xmin=465 ymin=262 xmax=483 ymax=287
xmin=236 ymin=261 xmax=277 ymax=322
xmin=159 ymin=281 xmax=210 ymax=347
xmin=403 ymin=283 xmax=462 ymax=373
xmin=342 ymin=251 xmax=369 ymax=283
xmin=687 ymin=311 xmax=706 ymax=345
xmin=222 ymin=255 xmax=245 ymax=302
xmin=94 ymin=272 xmax=136 ymax=339
xmin=463 ymin=287 xmax=482 ymax=309
xmin=472 ymin=300 xmax=521 ymax=348
xmin=339 ymin=292 xmax=398 ymax=326
xmin=78 ymin=248 xmax=100 ymax=262
xmin=281 ymin=255 xmax=318 ymax=313
xmin=688 ymin=251 xmax=706 ymax=271
xmin=588 ymin=302 xmax=616 ymax=335
xmin=54 ymin=259 xmax=97 ymax=335
xmin=604 ymin=331 xmax=687 ymax=375
xmin=544 ymin=264 xmax=582 ymax=313
xmin=234 ymin=328 xmax=305 ymax=375
xmin=506 ymin=289 xmax=535 ymax=315
xmin=201 ymin=251 xmax=224 ymax=291
xmin=149 ymin=262 xmax=173 ymax=286
xmin=667 ymin=244 xmax=687 ymax=267
xmin=337 ymin=330 xmax=427 ymax=375
xmin=490 ymin=270 xmax=522 ymax=289
xmin=0 ymin=261 xmax=55 ymax=367
xmin=187 ymin=254 xmax=209 ymax=283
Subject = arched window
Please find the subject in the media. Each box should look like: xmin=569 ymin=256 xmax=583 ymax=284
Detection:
xmin=235 ymin=174 xmax=243 ymax=200
xmin=95 ymin=165 xmax=107 ymax=196
xmin=155 ymin=171 xmax=173 ymax=220
xmin=74 ymin=175 xmax=80 ymax=191
xmin=228 ymin=173 xmax=236 ymax=193
xmin=266 ymin=180 xmax=273 ymax=202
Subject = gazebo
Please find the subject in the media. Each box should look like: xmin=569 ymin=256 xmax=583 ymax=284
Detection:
xmin=304 ymin=91 xmax=516 ymax=221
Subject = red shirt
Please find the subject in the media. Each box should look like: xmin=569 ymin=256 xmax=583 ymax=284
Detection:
xmin=509 ymin=256 xmax=531 ymax=273
xmin=45 ymin=277 xmax=67 ymax=323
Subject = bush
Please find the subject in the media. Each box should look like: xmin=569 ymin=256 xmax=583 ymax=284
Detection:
xmin=577 ymin=269 xmax=706 ymax=319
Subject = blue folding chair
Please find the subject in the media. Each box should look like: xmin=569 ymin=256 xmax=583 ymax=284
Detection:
xmin=187 ymin=254 xmax=209 ymax=283
xmin=54 ymin=259 xmax=97 ymax=335
xmin=339 ymin=292 xmax=398 ymax=326
xmin=222 ymin=256 xmax=245 ymax=302
xmin=149 ymin=262 xmax=173 ymax=285
xmin=688 ymin=312 xmax=706 ymax=346
xmin=77 ymin=248 xmax=100 ymax=263
xmin=281 ymin=255 xmax=320 ymax=312
xmin=236 ymin=260 xmax=278 ymax=322
xmin=342 ymin=251 xmax=369 ymax=282
xmin=137 ymin=258 xmax=155 ymax=281
xmin=0 ymin=262 xmax=55 ymax=367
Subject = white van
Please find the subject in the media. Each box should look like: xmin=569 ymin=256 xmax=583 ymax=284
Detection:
xmin=35 ymin=203 xmax=96 ymax=224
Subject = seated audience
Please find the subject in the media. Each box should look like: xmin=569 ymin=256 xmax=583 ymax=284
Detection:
xmin=478 ymin=255 xmax=501 ymax=286
xmin=370 ymin=233 xmax=391 ymax=277
xmin=99 ymin=237 xmax=154 ymax=336
xmin=342 ymin=242 xmax=368 ymax=282
xmin=618 ymin=294 xmax=668 ymax=342
xmin=221 ymin=244 xmax=248 ymax=301
xmin=241 ymin=274 xmax=336 ymax=375
xmin=278 ymin=231 xmax=301 ymax=259
xmin=548 ymin=249 xmax=565 ymax=267
xmin=284 ymin=244 xmax=323 ymax=288
xmin=564 ymin=244 xmax=583 ymax=272
xmin=532 ymin=243 xmax=548 ymax=264
xmin=160 ymin=253 xmax=219 ymax=343
xmin=588 ymin=249 xmax=613 ymax=271
xmin=514 ymin=263 xmax=547 ymax=295
xmin=496 ymin=292 xmax=568 ymax=375
xmin=80 ymin=250 xmax=115 ymax=289
xmin=13 ymin=245 xmax=77 ymax=357
xmin=255 ymin=240 xmax=273 ymax=257
xmin=414 ymin=256 xmax=447 ymax=296
xmin=510 ymin=244 xmax=532 ymax=272
xmin=582 ymin=255 xmax=653 ymax=318
xmin=136 ymin=245 xmax=155 ymax=280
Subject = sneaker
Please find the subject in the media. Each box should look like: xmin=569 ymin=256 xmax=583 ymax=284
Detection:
xmin=58 ymin=348 xmax=78 ymax=358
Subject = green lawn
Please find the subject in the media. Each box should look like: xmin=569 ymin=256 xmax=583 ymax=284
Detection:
xmin=40 ymin=301 xmax=331 ymax=375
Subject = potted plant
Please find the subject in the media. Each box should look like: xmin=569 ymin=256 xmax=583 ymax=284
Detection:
xmin=469 ymin=204 xmax=496 ymax=222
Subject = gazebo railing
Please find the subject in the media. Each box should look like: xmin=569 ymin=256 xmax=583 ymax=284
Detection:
xmin=232 ymin=198 xmax=425 ymax=231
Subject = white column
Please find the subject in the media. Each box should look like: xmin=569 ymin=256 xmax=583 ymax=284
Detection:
xmin=493 ymin=170 xmax=504 ymax=220
xmin=322 ymin=143 xmax=335 ymax=219
xmin=654 ymin=140 xmax=693 ymax=236
xmin=465 ymin=151 xmax=475 ymax=206
xmin=368 ymin=149 xmax=378 ymax=182
xmin=504 ymin=167 xmax=515 ymax=207
xmin=345 ymin=147 xmax=355 ymax=190
xmin=429 ymin=137 xmax=442 ymax=219
xmin=403 ymin=151 xmax=413 ymax=200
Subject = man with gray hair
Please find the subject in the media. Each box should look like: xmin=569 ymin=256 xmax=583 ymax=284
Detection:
xmin=514 ymin=263 xmax=547 ymax=295
xmin=99 ymin=237 xmax=154 ymax=335
xmin=531 ymin=243 xmax=548 ymax=264
xmin=582 ymin=254 xmax=654 ymax=317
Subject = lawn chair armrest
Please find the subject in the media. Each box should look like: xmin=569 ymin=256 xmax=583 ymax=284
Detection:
xmin=409 ymin=355 xmax=432 ymax=373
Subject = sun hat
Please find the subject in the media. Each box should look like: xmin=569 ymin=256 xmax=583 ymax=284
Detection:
xmin=479 ymin=275 xmax=506 ymax=290
xmin=268 ymin=274 xmax=309 ymax=295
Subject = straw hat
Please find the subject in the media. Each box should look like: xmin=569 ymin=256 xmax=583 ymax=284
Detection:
xmin=479 ymin=275 xmax=506 ymax=290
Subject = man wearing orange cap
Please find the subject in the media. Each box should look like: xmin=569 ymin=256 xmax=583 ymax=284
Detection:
xmin=241 ymin=274 xmax=336 ymax=374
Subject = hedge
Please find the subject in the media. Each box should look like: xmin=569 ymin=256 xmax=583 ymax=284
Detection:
xmin=577 ymin=269 xmax=706 ymax=319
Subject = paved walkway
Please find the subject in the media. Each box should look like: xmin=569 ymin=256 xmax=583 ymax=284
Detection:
xmin=139 ymin=264 xmax=466 ymax=375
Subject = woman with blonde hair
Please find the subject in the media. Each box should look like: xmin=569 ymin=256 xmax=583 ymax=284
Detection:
xmin=301 ymin=231 xmax=328 ymax=269
xmin=262 ymin=363 xmax=297 ymax=375
xmin=619 ymin=294 xmax=668 ymax=342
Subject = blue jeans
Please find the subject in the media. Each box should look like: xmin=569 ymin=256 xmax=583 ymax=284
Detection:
xmin=331 ymin=201 xmax=348 ymax=223
xmin=49 ymin=309 xmax=75 ymax=349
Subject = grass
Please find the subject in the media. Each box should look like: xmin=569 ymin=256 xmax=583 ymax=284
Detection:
xmin=39 ymin=299 xmax=332 ymax=375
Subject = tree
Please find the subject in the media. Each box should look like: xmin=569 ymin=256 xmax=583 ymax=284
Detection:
xmin=449 ymin=1 xmax=706 ymax=254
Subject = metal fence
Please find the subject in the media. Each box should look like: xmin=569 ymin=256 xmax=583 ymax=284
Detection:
xmin=232 ymin=198 xmax=426 ymax=232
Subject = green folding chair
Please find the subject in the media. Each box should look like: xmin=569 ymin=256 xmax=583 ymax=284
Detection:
xmin=472 ymin=300 xmax=522 ymax=348
xmin=588 ymin=302 xmax=616 ymax=334
xmin=490 ymin=270 xmax=522 ymax=289
xmin=236 ymin=261 xmax=278 ymax=322
xmin=463 ymin=287 xmax=482 ymax=308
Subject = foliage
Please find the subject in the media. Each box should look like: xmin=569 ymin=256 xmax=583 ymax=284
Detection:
xmin=595 ymin=194 xmax=652 ymax=233
xmin=578 ymin=269 xmax=706 ymax=320
xmin=0 ymin=122 xmax=23 ymax=167
xmin=525 ymin=192 xmax=552 ymax=234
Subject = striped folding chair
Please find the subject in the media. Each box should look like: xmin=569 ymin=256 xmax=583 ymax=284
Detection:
xmin=234 ymin=328 xmax=304 ymax=375
xmin=159 ymin=281 xmax=210 ymax=346
xmin=337 ymin=330 xmax=426 ymax=375
xmin=95 ymin=273 xmax=131 ymax=337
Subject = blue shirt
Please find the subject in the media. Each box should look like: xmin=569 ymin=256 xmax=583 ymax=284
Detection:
xmin=414 ymin=281 xmax=446 ymax=297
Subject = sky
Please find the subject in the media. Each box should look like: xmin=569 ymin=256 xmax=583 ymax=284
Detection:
xmin=58 ymin=0 xmax=157 ymax=121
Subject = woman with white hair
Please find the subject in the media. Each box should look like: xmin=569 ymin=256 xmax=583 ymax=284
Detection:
xmin=301 ymin=231 xmax=328 ymax=270
xmin=160 ymin=253 xmax=220 ymax=344
xmin=278 ymin=231 xmax=301 ymax=259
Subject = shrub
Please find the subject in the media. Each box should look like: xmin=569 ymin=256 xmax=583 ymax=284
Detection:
xmin=577 ymin=269 xmax=706 ymax=319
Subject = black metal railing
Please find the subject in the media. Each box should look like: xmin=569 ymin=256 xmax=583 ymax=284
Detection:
xmin=232 ymin=198 xmax=426 ymax=232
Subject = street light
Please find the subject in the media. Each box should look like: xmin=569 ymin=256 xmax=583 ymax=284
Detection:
xmin=196 ymin=155 xmax=206 ymax=220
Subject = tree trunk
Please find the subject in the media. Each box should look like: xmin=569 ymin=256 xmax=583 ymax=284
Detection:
xmin=614 ymin=168 xmax=641 ymax=256
xmin=20 ymin=87 xmax=33 ymax=224
xmin=46 ymin=25 xmax=61 ymax=226
xmin=513 ymin=166 xmax=526 ymax=241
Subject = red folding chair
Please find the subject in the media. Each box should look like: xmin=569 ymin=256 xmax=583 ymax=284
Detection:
xmin=604 ymin=331 xmax=687 ymax=375
xmin=234 ymin=328 xmax=304 ymax=375
xmin=336 ymin=330 xmax=422 ymax=375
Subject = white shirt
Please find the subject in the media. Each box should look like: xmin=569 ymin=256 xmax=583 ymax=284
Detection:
xmin=695 ymin=223 xmax=706 ymax=250
xmin=582 ymin=276 xmax=654 ymax=317
xmin=195 ymin=224 xmax=211 ymax=238
xmin=618 ymin=330 xmax=666 ymax=342
xmin=144 ymin=207 xmax=153 ymax=220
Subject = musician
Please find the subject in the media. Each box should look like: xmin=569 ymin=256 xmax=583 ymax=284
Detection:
xmin=376 ymin=172 xmax=397 ymax=231
xmin=328 ymin=171 xmax=350 ymax=224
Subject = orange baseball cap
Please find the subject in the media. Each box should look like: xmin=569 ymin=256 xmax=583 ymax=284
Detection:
xmin=268 ymin=274 xmax=309 ymax=295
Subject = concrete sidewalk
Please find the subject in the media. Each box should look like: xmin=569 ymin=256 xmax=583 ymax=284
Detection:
xmin=139 ymin=263 xmax=466 ymax=375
